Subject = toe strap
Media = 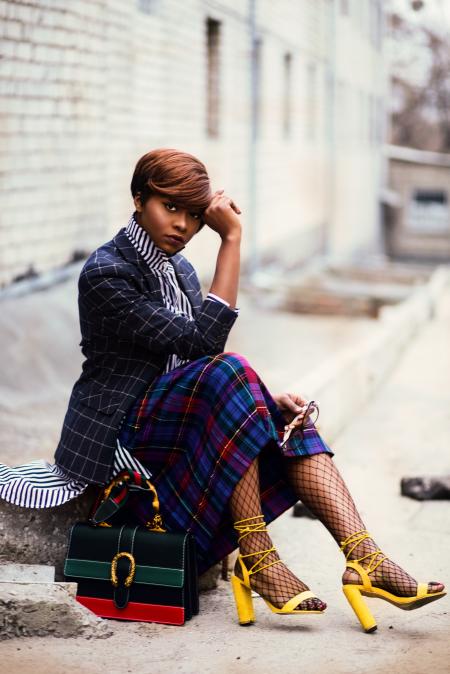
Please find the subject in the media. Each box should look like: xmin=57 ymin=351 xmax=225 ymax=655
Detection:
xmin=282 ymin=590 xmax=317 ymax=611
xmin=417 ymin=582 xmax=430 ymax=597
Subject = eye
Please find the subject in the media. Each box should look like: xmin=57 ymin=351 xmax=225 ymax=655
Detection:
xmin=165 ymin=202 xmax=201 ymax=222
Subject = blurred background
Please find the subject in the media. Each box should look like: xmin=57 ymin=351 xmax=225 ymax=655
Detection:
xmin=0 ymin=0 xmax=449 ymax=461
xmin=0 ymin=0 xmax=449 ymax=288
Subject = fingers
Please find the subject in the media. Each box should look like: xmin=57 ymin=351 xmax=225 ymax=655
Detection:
xmin=212 ymin=190 xmax=242 ymax=214
xmin=284 ymin=411 xmax=306 ymax=431
xmin=279 ymin=392 xmax=304 ymax=414
xmin=288 ymin=392 xmax=308 ymax=408
xmin=283 ymin=404 xmax=315 ymax=430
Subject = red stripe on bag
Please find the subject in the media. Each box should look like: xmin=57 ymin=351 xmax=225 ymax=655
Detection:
xmin=113 ymin=485 xmax=128 ymax=505
xmin=77 ymin=596 xmax=185 ymax=625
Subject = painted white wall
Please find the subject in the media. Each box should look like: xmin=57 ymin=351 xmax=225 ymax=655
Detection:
xmin=0 ymin=0 xmax=387 ymax=287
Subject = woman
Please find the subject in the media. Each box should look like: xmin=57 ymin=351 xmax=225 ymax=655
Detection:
xmin=0 ymin=148 xmax=445 ymax=632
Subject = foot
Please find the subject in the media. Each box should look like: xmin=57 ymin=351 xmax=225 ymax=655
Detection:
xmin=343 ymin=557 xmax=445 ymax=597
xmin=234 ymin=551 xmax=327 ymax=612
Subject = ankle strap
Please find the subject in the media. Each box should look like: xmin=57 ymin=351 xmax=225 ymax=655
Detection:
xmin=340 ymin=529 xmax=370 ymax=558
xmin=340 ymin=529 xmax=387 ymax=574
xmin=240 ymin=547 xmax=281 ymax=577
xmin=233 ymin=515 xmax=282 ymax=578
xmin=233 ymin=515 xmax=267 ymax=544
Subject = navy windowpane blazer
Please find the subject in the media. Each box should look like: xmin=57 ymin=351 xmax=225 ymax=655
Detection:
xmin=54 ymin=229 xmax=238 ymax=484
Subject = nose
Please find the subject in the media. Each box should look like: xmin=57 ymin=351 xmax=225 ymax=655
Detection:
xmin=173 ymin=210 xmax=188 ymax=231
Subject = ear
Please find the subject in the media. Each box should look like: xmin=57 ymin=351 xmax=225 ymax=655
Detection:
xmin=133 ymin=193 xmax=143 ymax=212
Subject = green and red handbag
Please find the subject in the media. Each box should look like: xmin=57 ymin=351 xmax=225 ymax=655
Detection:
xmin=64 ymin=470 xmax=199 ymax=625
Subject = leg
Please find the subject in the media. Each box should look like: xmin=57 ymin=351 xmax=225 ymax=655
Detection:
xmin=229 ymin=456 xmax=326 ymax=610
xmin=285 ymin=453 xmax=444 ymax=595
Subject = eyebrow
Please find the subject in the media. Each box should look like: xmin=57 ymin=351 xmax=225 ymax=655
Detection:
xmin=166 ymin=200 xmax=202 ymax=214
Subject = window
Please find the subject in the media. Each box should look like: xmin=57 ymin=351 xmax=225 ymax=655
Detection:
xmin=340 ymin=0 xmax=350 ymax=16
xmin=359 ymin=89 xmax=366 ymax=142
xmin=370 ymin=94 xmax=376 ymax=146
xmin=282 ymin=52 xmax=292 ymax=139
xmin=324 ymin=68 xmax=333 ymax=143
xmin=408 ymin=190 xmax=449 ymax=232
xmin=306 ymin=61 xmax=317 ymax=141
xmin=206 ymin=18 xmax=221 ymax=138
xmin=374 ymin=0 xmax=383 ymax=50
xmin=376 ymin=96 xmax=385 ymax=144
xmin=137 ymin=0 xmax=159 ymax=14
xmin=336 ymin=80 xmax=347 ymax=143
xmin=251 ymin=37 xmax=263 ymax=140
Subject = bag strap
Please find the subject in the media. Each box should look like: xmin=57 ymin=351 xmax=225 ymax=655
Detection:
xmin=112 ymin=525 xmax=139 ymax=610
xmin=89 ymin=469 xmax=166 ymax=532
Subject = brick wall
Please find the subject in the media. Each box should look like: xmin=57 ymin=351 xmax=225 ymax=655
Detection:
xmin=0 ymin=0 xmax=387 ymax=287
xmin=0 ymin=1 xmax=110 ymax=284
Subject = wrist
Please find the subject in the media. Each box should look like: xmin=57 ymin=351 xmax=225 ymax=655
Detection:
xmin=220 ymin=231 xmax=241 ymax=244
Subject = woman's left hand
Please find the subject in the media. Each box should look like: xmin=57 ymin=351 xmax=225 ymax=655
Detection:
xmin=272 ymin=392 xmax=308 ymax=428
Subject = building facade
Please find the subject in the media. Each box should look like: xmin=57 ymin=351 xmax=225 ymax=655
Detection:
xmin=0 ymin=0 xmax=386 ymax=287
xmin=384 ymin=144 xmax=450 ymax=261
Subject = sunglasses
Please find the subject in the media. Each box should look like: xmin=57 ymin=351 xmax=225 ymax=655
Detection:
xmin=281 ymin=400 xmax=320 ymax=447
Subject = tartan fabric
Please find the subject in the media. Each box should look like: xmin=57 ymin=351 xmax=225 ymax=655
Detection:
xmin=118 ymin=351 xmax=333 ymax=575
xmin=54 ymin=227 xmax=238 ymax=484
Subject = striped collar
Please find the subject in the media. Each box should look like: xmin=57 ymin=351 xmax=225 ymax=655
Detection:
xmin=125 ymin=213 xmax=176 ymax=272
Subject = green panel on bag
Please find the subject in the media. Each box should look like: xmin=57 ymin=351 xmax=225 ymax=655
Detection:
xmin=64 ymin=558 xmax=184 ymax=588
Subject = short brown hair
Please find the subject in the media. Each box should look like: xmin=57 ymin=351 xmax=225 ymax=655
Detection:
xmin=131 ymin=148 xmax=212 ymax=229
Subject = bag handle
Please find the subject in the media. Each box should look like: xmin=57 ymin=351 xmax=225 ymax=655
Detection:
xmin=89 ymin=469 xmax=166 ymax=532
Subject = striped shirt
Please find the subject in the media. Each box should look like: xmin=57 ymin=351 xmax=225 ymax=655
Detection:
xmin=0 ymin=440 xmax=152 ymax=508
xmin=124 ymin=214 xmax=239 ymax=373
xmin=0 ymin=215 xmax=238 ymax=508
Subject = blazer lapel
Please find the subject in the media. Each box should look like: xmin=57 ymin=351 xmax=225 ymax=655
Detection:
xmin=170 ymin=254 xmax=202 ymax=316
xmin=113 ymin=229 xmax=201 ymax=316
xmin=113 ymin=229 xmax=155 ymax=282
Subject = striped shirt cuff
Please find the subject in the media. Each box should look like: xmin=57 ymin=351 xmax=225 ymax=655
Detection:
xmin=206 ymin=292 xmax=240 ymax=315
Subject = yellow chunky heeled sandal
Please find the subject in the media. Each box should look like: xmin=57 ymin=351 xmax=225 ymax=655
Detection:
xmin=341 ymin=529 xmax=446 ymax=633
xmin=230 ymin=515 xmax=325 ymax=625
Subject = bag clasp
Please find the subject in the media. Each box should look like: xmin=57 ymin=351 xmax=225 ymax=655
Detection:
xmin=111 ymin=551 xmax=136 ymax=588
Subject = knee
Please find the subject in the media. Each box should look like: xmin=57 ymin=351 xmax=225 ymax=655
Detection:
xmin=204 ymin=351 xmax=254 ymax=381
xmin=220 ymin=351 xmax=253 ymax=372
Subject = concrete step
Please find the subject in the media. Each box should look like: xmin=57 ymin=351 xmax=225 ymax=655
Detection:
xmin=0 ymin=564 xmax=55 ymax=583
xmin=0 ymin=581 xmax=112 ymax=640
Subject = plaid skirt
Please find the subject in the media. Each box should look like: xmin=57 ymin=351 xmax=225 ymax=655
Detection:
xmin=117 ymin=352 xmax=333 ymax=575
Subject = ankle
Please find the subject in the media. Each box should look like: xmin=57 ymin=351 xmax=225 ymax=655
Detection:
xmin=340 ymin=530 xmax=381 ymax=563
xmin=239 ymin=532 xmax=274 ymax=559
xmin=346 ymin=540 xmax=379 ymax=563
xmin=236 ymin=545 xmax=280 ymax=581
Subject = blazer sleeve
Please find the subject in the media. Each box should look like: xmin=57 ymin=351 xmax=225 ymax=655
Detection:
xmin=79 ymin=264 xmax=238 ymax=360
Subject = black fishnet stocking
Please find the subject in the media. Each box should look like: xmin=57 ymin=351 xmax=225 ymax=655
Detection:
xmin=286 ymin=453 xmax=444 ymax=597
xmin=229 ymin=457 xmax=326 ymax=611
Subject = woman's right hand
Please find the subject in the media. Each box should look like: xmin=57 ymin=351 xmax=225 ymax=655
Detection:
xmin=203 ymin=190 xmax=242 ymax=240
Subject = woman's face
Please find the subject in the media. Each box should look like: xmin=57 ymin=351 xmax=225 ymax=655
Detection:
xmin=134 ymin=193 xmax=202 ymax=254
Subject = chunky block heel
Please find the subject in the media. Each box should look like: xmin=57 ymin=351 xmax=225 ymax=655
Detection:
xmin=342 ymin=584 xmax=377 ymax=633
xmin=231 ymin=574 xmax=255 ymax=625
xmin=340 ymin=530 xmax=446 ymax=633
xmin=230 ymin=515 xmax=326 ymax=625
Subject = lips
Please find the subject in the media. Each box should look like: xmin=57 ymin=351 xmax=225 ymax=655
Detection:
xmin=166 ymin=235 xmax=184 ymax=244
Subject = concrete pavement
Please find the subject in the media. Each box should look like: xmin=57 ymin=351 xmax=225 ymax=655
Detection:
xmin=1 ymin=276 xmax=449 ymax=672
